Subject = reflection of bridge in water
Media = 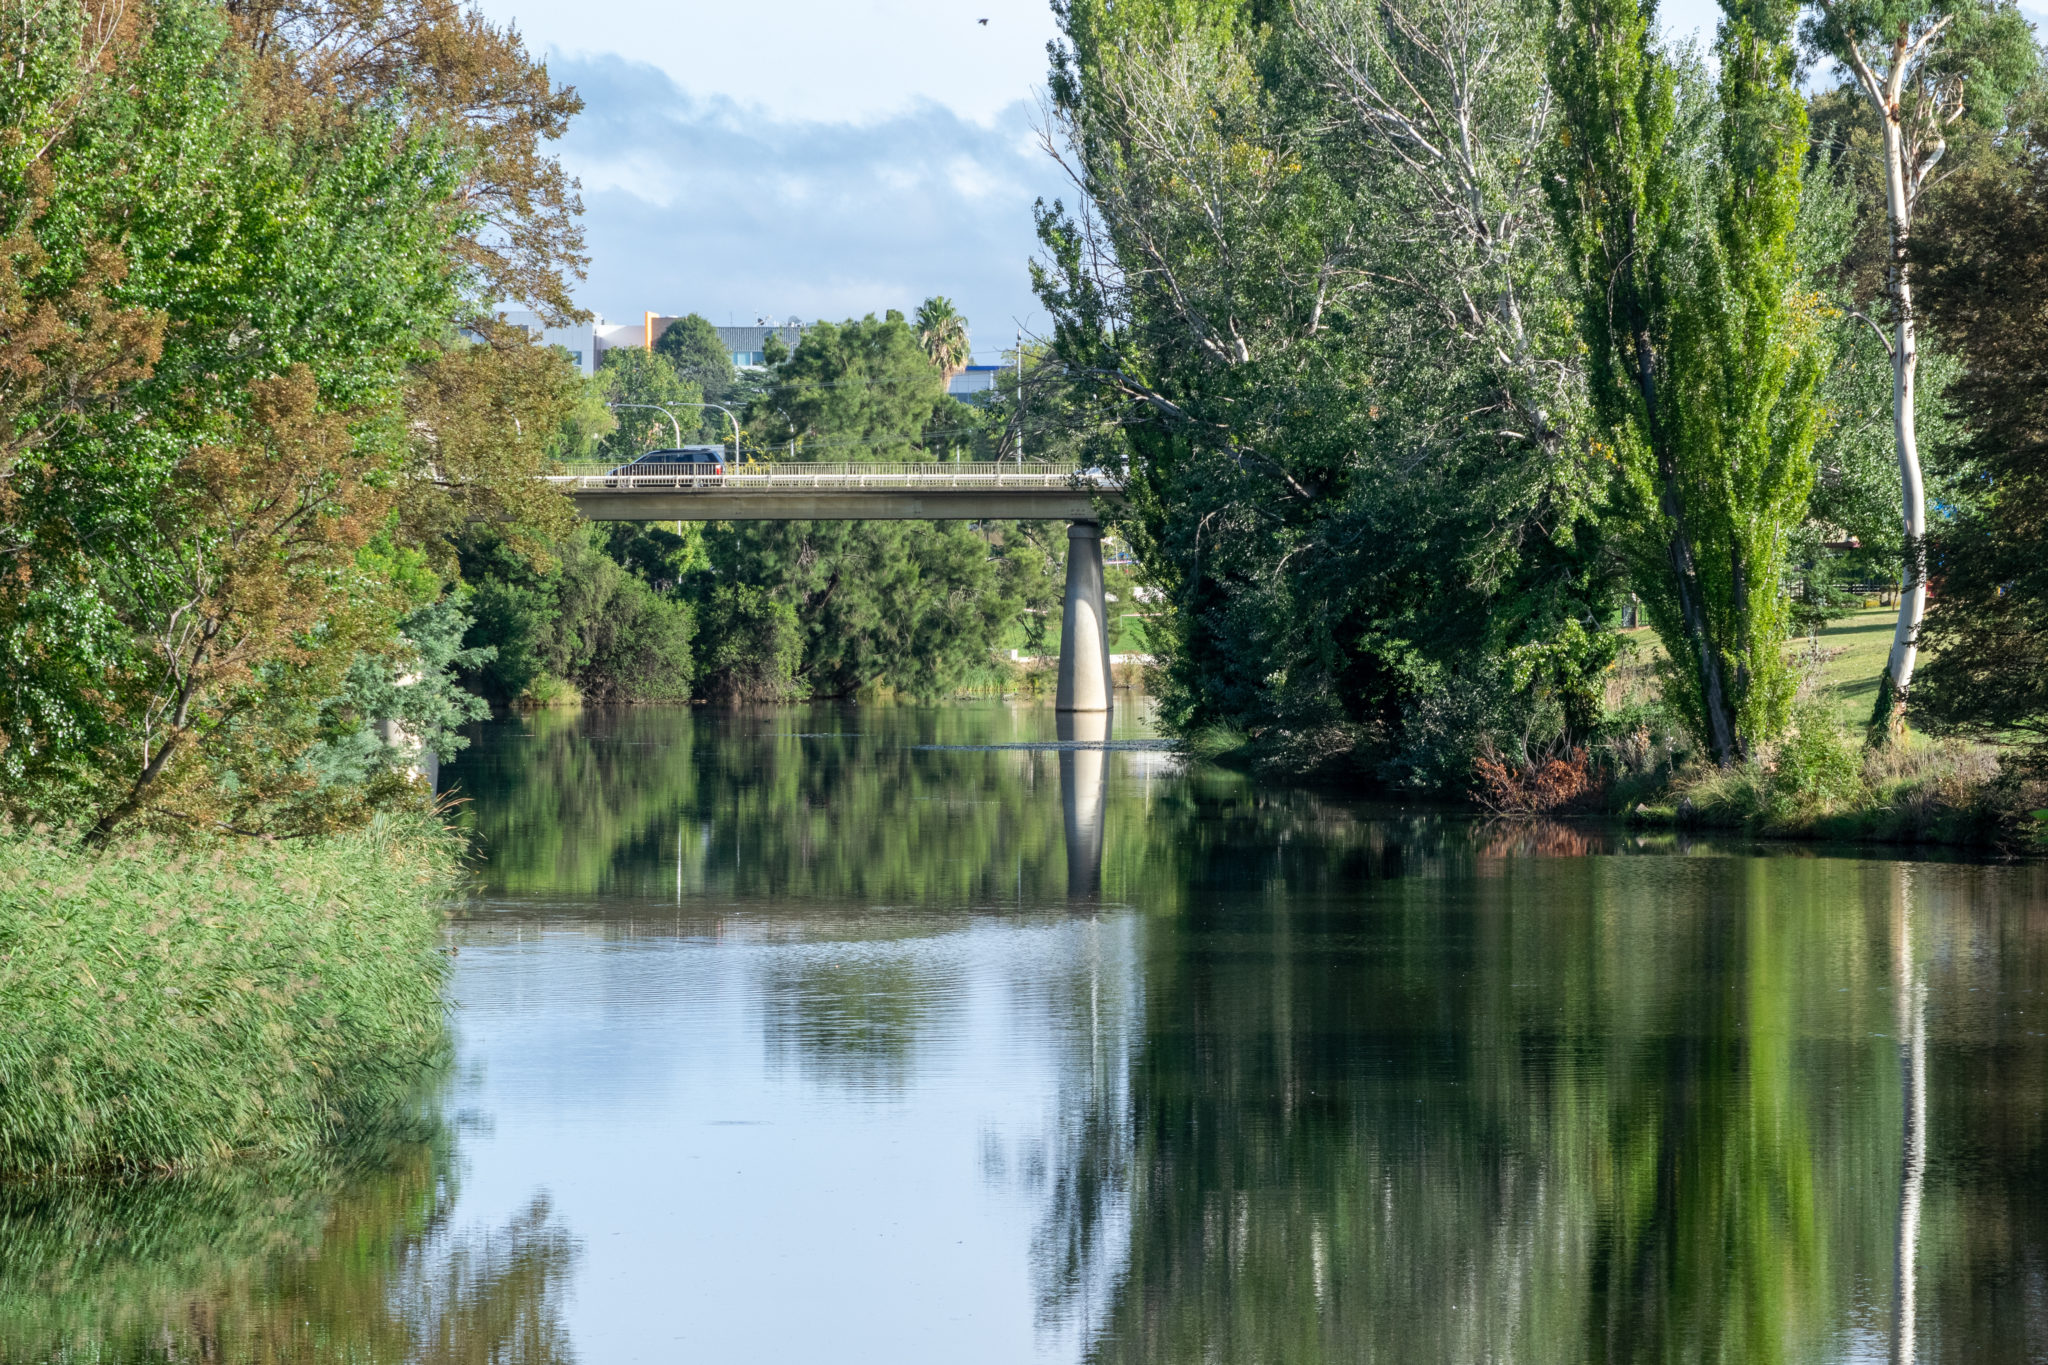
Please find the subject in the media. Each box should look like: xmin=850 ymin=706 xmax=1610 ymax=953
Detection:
xmin=551 ymin=462 xmax=1128 ymax=714
xmin=911 ymin=714 xmax=1138 ymax=899
xmin=1062 ymin=713 xmax=1113 ymax=901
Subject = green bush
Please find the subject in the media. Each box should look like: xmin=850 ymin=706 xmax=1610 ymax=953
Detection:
xmin=0 ymin=819 xmax=457 ymax=1177
xmin=458 ymin=529 xmax=694 ymax=705
xmin=462 ymin=575 xmax=555 ymax=704
xmin=547 ymin=536 xmax=695 ymax=702
xmin=1770 ymin=705 xmax=1867 ymax=812
xmin=696 ymin=584 xmax=803 ymax=702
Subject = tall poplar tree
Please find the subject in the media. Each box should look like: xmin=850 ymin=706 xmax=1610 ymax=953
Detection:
xmin=1547 ymin=0 xmax=1823 ymax=764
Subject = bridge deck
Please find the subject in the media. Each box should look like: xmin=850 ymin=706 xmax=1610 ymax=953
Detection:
xmin=552 ymin=461 xmax=1121 ymax=522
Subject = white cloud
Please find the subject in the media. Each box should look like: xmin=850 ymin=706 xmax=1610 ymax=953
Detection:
xmin=552 ymin=54 xmax=1065 ymax=358
xmin=945 ymin=155 xmax=1008 ymax=200
xmin=474 ymin=0 xmax=1061 ymax=126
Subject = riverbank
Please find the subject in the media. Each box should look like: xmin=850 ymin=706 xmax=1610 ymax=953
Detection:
xmin=1612 ymin=738 xmax=2048 ymax=850
xmin=0 ymin=818 xmax=458 ymax=1178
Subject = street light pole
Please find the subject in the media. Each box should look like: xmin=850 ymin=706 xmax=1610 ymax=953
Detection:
xmin=678 ymin=402 xmax=744 ymax=464
xmin=607 ymin=402 xmax=682 ymax=448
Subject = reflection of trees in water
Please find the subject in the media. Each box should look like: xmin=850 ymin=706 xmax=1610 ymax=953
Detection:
xmin=1026 ymin=833 xmax=2048 ymax=1364
xmin=453 ymin=704 xmax=1456 ymax=918
xmin=761 ymin=946 xmax=958 ymax=1094
xmin=448 ymin=705 xmax=2048 ymax=1358
xmin=0 ymin=1135 xmax=580 ymax=1363
xmin=1470 ymin=817 xmax=1615 ymax=860
xmin=390 ymin=1195 xmax=579 ymax=1365
xmin=1010 ymin=914 xmax=1142 ymax=1346
xmin=453 ymin=705 xmax=1087 ymax=904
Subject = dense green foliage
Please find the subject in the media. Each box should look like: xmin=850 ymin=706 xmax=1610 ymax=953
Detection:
xmin=1912 ymin=133 xmax=2048 ymax=747
xmin=696 ymin=584 xmax=804 ymax=702
xmin=0 ymin=819 xmax=456 ymax=1176
xmin=0 ymin=0 xmax=589 ymax=838
xmin=455 ymin=525 xmax=694 ymax=704
xmin=1036 ymin=0 xmax=2044 ymax=801
xmin=1038 ymin=0 xmax=1616 ymax=784
xmin=699 ymin=518 xmax=1039 ymax=699
xmin=654 ymin=311 xmax=738 ymax=409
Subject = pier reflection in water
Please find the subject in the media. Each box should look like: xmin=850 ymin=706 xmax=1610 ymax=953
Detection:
xmin=7 ymin=703 xmax=2047 ymax=1363
xmin=1060 ymin=710 xmax=1110 ymax=900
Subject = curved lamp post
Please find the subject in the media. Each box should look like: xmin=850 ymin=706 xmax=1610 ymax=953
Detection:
xmin=607 ymin=401 xmax=744 ymax=462
xmin=679 ymin=402 xmax=744 ymax=463
xmin=608 ymin=402 xmax=683 ymax=447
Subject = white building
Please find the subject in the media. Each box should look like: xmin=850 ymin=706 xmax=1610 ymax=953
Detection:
xmin=947 ymin=364 xmax=1003 ymax=398
xmin=492 ymin=310 xmax=601 ymax=376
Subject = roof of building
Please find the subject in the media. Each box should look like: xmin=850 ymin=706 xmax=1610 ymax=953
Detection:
xmin=714 ymin=324 xmax=806 ymax=349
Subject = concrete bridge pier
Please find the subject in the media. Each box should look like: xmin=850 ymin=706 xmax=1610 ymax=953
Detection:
xmin=1055 ymin=522 xmax=1113 ymax=715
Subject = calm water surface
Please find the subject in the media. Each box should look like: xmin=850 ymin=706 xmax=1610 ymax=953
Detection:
xmin=8 ymin=702 xmax=2048 ymax=1363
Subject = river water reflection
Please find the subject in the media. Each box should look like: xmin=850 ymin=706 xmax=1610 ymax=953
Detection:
xmin=7 ymin=702 xmax=2047 ymax=1362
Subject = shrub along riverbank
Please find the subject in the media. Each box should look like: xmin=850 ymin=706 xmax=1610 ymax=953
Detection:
xmin=0 ymin=819 xmax=457 ymax=1178
xmin=1608 ymin=730 xmax=2048 ymax=851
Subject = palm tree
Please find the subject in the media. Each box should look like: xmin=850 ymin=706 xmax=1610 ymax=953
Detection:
xmin=915 ymin=296 xmax=970 ymax=387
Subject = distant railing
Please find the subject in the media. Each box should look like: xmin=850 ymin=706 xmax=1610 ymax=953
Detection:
xmin=544 ymin=461 xmax=1104 ymax=492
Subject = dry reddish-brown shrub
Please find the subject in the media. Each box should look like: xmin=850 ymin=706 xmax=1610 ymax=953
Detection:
xmin=1471 ymin=741 xmax=1595 ymax=814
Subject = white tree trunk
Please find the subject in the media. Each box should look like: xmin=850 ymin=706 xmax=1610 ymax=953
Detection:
xmin=1873 ymin=86 xmax=1927 ymax=744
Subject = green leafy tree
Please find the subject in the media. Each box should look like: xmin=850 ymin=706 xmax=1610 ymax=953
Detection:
xmin=747 ymin=312 xmax=945 ymax=461
xmin=0 ymin=0 xmax=474 ymax=834
xmin=702 ymin=519 xmax=1026 ymax=699
xmin=541 ymin=533 xmax=693 ymax=702
xmin=1800 ymin=0 xmax=2039 ymax=742
xmin=696 ymin=584 xmax=803 ymax=702
xmin=1037 ymin=0 xmax=1613 ymax=784
xmin=595 ymin=346 xmax=702 ymax=461
xmin=232 ymin=0 xmax=590 ymax=324
xmin=653 ymin=311 xmax=736 ymax=411
xmin=1546 ymin=0 xmax=1825 ymax=765
xmin=1910 ymin=136 xmax=2048 ymax=749
xmin=399 ymin=319 xmax=582 ymax=568
xmin=455 ymin=525 xmax=695 ymax=704
xmin=313 ymin=592 xmax=494 ymax=786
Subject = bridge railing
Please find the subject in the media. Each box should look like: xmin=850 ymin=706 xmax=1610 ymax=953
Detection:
xmin=544 ymin=461 xmax=1098 ymax=491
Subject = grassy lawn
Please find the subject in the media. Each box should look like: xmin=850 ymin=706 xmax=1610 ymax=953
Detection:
xmin=1802 ymin=605 xmax=1900 ymax=731
xmin=1615 ymin=602 xmax=1903 ymax=733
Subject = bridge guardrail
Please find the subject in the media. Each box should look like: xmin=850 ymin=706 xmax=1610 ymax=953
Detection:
xmin=544 ymin=461 xmax=1109 ymax=492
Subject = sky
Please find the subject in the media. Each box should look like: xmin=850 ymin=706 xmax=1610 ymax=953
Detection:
xmin=472 ymin=0 xmax=2033 ymax=359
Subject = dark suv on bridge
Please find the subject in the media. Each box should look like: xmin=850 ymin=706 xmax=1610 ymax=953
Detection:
xmin=604 ymin=446 xmax=727 ymax=488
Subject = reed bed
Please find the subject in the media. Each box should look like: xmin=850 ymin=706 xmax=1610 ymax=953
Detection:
xmin=0 ymin=818 xmax=459 ymax=1177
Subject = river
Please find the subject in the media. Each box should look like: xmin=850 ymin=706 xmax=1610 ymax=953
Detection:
xmin=7 ymin=702 xmax=2047 ymax=1362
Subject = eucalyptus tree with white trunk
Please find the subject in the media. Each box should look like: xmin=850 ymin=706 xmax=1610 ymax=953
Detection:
xmin=1802 ymin=0 xmax=2035 ymax=744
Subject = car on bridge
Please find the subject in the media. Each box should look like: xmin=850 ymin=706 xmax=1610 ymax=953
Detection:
xmin=604 ymin=446 xmax=727 ymax=487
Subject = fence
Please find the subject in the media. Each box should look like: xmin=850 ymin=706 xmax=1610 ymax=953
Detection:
xmin=545 ymin=461 xmax=1095 ymax=492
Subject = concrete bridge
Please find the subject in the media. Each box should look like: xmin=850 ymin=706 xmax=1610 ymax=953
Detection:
xmin=550 ymin=461 xmax=1129 ymax=713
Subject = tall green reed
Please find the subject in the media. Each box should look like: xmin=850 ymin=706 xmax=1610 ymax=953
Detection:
xmin=0 ymin=817 xmax=459 ymax=1176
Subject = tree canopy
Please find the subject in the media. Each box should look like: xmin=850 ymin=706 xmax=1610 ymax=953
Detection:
xmin=654 ymin=313 xmax=737 ymax=410
xmin=0 ymin=0 xmax=588 ymax=836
